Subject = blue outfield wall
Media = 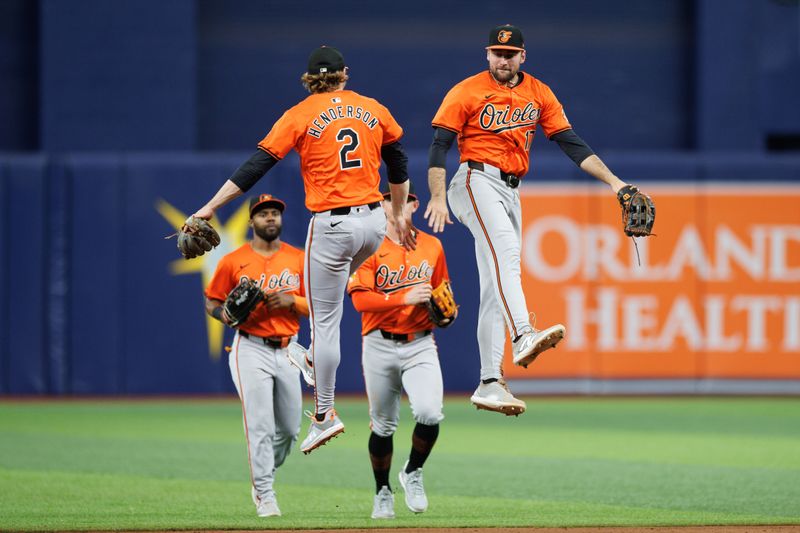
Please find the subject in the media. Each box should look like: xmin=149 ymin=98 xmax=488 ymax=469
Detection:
xmin=0 ymin=151 xmax=799 ymax=395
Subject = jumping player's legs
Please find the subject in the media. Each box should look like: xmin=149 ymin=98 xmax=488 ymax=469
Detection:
xmin=305 ymin=215 xmax=352 ymax=416
xmin=448 ymin=165 xmax=532 ymax=341
xmin=305 ymin=207 xmax=386 ymax=417
xmin=229 ymin=335 xmax=278 ymax=501
xmin=474 ymin=240 xmax=508 ymax=380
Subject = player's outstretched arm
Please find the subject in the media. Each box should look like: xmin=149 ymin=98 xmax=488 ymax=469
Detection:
xmin=192 ymin=150 xmax=279 ymax=220
xmin=579 ymin=155 xmax=626 ymax=194
xmin=193 ymin=179 xmax=244 ymax=220
xmin=551 ymin=129 xmax=627 ymax=195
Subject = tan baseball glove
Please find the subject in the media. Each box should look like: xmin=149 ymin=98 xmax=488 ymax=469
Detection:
xmin=426 ymin=280 xmax=458 ymax=328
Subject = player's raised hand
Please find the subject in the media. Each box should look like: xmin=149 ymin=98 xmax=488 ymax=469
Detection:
xmin=424 ymin=196 xmax=453 ymax=233
xmin=394 ymin=216 xmax=417 ymax=251
xmin=192 ymin=205 xmax=215 ymax=221
xmin=404 ymin=284 xmax=433 ymax=306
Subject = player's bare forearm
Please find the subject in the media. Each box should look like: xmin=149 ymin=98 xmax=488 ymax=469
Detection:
xmin=579 ymin=155 xmax=626 ymax=194
xmin=193 ymin=180 xmax=244 ymax=219
xmin=424 ymin=167 xmax=453 ymax=233
xmin=388 ymin=180 xmax=409 ymax=218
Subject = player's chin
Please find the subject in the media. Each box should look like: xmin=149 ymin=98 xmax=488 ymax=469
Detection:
xmin=492 ymin=70 xmax=514 ymax=82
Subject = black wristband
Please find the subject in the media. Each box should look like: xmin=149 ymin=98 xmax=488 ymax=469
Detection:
xmin=211 ymin=306 xmax=224 ymax=321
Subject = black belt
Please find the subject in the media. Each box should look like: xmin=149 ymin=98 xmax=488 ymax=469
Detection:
xmin=239 ymin=331 xmax=290 ymax=349
xmin=379 ymin=329 xmax=432 ymax=342
xmin=328 ymin=202 xmax=381 ymax=216
xmin=467 ymin=161 xmax=520 ymax=189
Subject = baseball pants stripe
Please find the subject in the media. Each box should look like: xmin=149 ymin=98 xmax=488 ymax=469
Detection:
xmin=232 ymin=335 xmax=256 ymax=492
xmin=465 ymin=168 xmax=519 ymax=339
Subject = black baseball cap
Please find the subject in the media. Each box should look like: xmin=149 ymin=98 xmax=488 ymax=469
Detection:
xmin=382 ymin=181 xmax=417 ymax=202
xmin=249 ymin=194 xmax=286 ymax=217
xmin=486 ymin=24 xmax=525 ymax=52
xmin=307 ymin=46 xmax=345 ymax=74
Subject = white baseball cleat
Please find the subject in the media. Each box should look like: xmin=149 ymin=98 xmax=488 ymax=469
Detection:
xmin=300 ymin=409 xmax=344 ymax=454
xmin=512 ymin=324 xmax=566 ymax=368
xmin=256 ymin=498 xmax=281 ymax=517
xmin=252 ymin=487 xmax=280 ymax=517
xmin=371 ymin=486 xmax=395 ymax=519
xmin=398 ymin=460 xmax=428 ymax=513
xmin=470 ymin=379 xmax=526 ymax=416
xmin=286 ymin=342 xmax=315 ymax=386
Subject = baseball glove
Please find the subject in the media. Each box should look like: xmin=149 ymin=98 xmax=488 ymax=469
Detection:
xmin=223 ymin=278 xmax=265 ymax=328
xmin=617 ymin=185 xmax=656 ymax=237
xmin=177 ymin=217 xmax=221 ymax=259
xmin=426 ymin=280 xmax=458 ymax=328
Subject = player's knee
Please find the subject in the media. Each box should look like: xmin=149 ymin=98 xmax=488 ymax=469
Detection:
xmin=370 ymin=417 xmax=398 ymax=437
xmin=412 ymin=404 xmax=444 ymax=426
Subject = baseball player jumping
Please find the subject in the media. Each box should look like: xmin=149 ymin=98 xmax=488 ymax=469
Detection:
xmin=191 ymin=46 xmax=414 ymax=454
xmin=205 ymin=194 xmax=307 ymax=517
xmin=347 ymin=183 xmax=450 ymax=519
xmin=424 ymin=24 xmax=633 ymax=415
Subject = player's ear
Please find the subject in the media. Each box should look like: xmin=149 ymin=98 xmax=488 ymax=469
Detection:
xmin=410 ymin=200 xmax=420 ymax=214
xmin=520 ymin=50 xmax=526 ymax=64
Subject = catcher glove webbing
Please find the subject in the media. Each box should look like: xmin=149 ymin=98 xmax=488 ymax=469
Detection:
xmin=223 ymin=278 xmax=265 ymax=328
xmin=426 ymin=280 xmax=458 ymax=328
xmin=177 ymin=217 xmax=221 ymax=259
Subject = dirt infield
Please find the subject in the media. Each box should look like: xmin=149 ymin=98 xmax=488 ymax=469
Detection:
xmin=182 ymin=527 xmax=800 ymax=533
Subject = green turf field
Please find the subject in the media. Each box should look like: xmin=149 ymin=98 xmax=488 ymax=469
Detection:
xmin=1 ymin=396 xmax=799 ymax=530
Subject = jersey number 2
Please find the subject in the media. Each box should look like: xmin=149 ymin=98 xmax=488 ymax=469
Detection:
xmin=336 ymin=128 xmax=362 ymax=170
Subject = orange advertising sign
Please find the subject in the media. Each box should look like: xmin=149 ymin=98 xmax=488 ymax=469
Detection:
xmin=503 ymin=184 xmax=800 ymax=380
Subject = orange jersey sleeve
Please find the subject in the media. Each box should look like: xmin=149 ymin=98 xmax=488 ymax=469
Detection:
xmin=204 ymin=242 xmax=305 ymax=338
xmin=258 ymin=90 xmax=402 ymax=212
xmin=205 ymin=256 xmax=236 ymax=302
xmin=347 ymin=232 xmax=448 ymax=336
xmin=431 ymin=82 xmax=474 ymax=134
xmin=257 ymin=108 xmax=305 ymax=160
xmin=431 ymin=71 xmax=572 ymax=178
xmin=537 ymin=81 xmax=571 ymax=138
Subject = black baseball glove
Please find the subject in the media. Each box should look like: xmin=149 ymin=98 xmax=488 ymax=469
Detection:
xmin=617 ymin=185 xmax=656 ymax=237
xmin=177 ymin=216 xmax=221 ymax=259
xmin=223 ymin=278 xmax=265 ymax=328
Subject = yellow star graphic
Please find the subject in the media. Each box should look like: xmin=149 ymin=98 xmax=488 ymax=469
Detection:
xmin=156 ymin=199 xmax=251 ymax=360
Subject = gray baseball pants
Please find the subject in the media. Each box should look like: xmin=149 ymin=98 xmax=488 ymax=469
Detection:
xmin=447 ymin=162 xmax=533 ymax=381
xmin=229 ymin=332 xmax=302 ymax=501
xmin=305 ymin=204 xmax=387 ymax=415
xmin=362 ymin=330 xmax=444 ymax=436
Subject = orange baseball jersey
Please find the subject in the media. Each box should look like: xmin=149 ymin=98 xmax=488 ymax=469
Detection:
xmin=257 ymin=90 xmax=404 ymax=212
xmin=431 ymin=71 xmax=571 ymax=178
xmin=347 ymin=230 xmax=450 ymax=335
xmin=205 ymin=242 xmax=305 ymax=338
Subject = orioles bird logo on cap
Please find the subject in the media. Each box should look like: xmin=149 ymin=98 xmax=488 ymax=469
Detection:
xmin=498 ymin=30 xmax=512 ymax=43
xmin=260 ymin=194 xmax=272 ymax=201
